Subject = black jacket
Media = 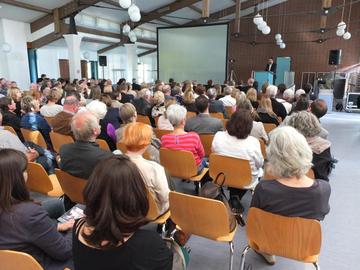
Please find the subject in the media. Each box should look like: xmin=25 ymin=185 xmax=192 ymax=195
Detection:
xmin=270 ymin=98 xmax=287 ymax=121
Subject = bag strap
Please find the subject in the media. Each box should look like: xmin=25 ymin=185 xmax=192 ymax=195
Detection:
xmin=213 ymin=172 xmax=226 ymax=187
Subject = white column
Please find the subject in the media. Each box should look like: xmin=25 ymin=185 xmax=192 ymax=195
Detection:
xmin=124 ymin=43 xmax=138 ymax=82
xmin=63 ymin=34 xmax=82 ymax=82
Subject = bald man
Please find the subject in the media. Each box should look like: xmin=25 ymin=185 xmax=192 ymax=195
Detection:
xmin=59 ymin=111 xmax=113 ymax=179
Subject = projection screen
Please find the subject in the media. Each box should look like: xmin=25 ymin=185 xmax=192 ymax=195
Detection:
xmin=157 ymin=24 xmax=229 ymax=84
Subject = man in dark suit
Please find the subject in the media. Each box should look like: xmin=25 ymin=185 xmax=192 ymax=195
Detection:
xmin=59 ymin=111 xmax=113 ymax=179
xmin=206 ymin=88 xmax=227 ymax=118
xmin=265 ymin=57 xmax=277 ymax=84
xmin=132 ymin=78 xmax=141 ymax=90
xmin=185 ymin=95 xmax=224 ymax=134
xmin=52 ymin=96 xmax=80 ymax=137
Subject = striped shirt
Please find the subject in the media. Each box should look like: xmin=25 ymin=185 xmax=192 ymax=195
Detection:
xmin=161 ymin=132 xmax=205 ymax=165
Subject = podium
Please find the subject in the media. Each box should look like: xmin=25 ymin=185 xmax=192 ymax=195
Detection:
xmin=253 ymin=71 xmax=274 ymax=90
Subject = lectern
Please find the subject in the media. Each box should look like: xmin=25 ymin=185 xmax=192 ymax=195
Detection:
xmin=253 ymin=71 xmax=274 ymax=90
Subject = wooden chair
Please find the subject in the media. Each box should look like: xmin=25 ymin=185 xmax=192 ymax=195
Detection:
xmin=26 ymin=162 xmax=63 ymax=197
xmin=43 ymin=116 xmax=54 ymax=127
xmin=262 ymin=166 xmax=315 ymax=180
xmin=225 ymin=106 xmax=233 ymax=118
xmin=209 ymin=154 xmax=252 ymax=189
xmin=210 ymin=112 xmax=224 ymax=119
xmin=240 ymin=207 xmax=321 ymax=270
xmin=259 ymin=139 xmax=266 ymax=159
xmin=147 ymin=191 xmax=171 ymax=233
xmin=199 ymin=134 xmax=214 ymax=157
xmin=0 ymin=250 xmax=44 ymax=270
xmin=222 ymin=119 xmax=229 ymax=129
xmin=159 ymin=148 xmax=208 ymax=183
xmin=50 ymin=131 xmax=74 ymax=153
xmin=21 ymin=128 xmax=47 ymax=149
xmin=153 ymin=128 xmax=171 ymax=139
xmin=169 ymin=191 xmax=237 ymax=270
xmin=3 ymin=125 xmax=17 ymax=135
xmin=263 ymin=123 xmax=277 ymax=134
xmin=154 ymin=116 xmax=159 ymax=127
xmin=186 ymin=111 xmax=196 ymax=119
xmin=55 ymin=169 xmax=87 ymax=204
xmin=137 ymin=115 xmax=151 ymax=125
xmin=95 ymin=139 xmax=110 ymax=151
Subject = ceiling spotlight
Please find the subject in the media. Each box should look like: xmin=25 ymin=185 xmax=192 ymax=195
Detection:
xmin=320 ymin=28 xmax=325 ymax=33
xmin=323 ymin=8 xmax=330 ymax=15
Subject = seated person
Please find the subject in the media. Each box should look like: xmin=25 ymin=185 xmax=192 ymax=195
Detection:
xmin=185 ymin=95 xmax=224 ymax=134
xmin=72 ymin=155 xmax=173 ymax=270
xmin=286 ymin=111 xmax=333 ymax=181
xmin=100 ymin=94 xmax=121 ymax=130
xmin=211 ymin=109 xmax=263 ymax=212
xmin=246 ymin=88 xmax=259 ymax=110
xmin=0 ymin=149 xmax=74 ymax=270
xmin=207 ymin=88 xmax=227 ymax=118
xmin=40 ymin=88 xmax=63 ymax=117
xmin=257 ymin=97 xmax=280 ymax=126
xmin=0 ymin=96 xmax=24 ymax=141
xmin=132 ymin=88 xmax=154 ymax=126
xmin=59 ymin=111 xmax=113 ymax=179
xmin=161 ymin=104 xmax=206 ymax=173
xmin=219 ymin=86 xmax=236 ymax=107
xmin=310 ymin=99 xmax=329 ymax=139
xmin=182 ymin=89 xmax=197 ymax=113
xmin=251 ymin=126 xmax=330 ymax=264
xmin=151 ymin=91 xmax=166 ymax=118
xmin=20 ymin=95 xmax=52 ymax=149
xmin=292 ymin=94 xmax=309 ymax=112
xmin=122 ymin=122 xmax=170 ymax=214
xmin=157 ymin=98 xmax=176 ymax=131
xmin=266 ymin=85 xmax=287 ymax=121
xmin=52 ymin=95 xmax=80 ymax=137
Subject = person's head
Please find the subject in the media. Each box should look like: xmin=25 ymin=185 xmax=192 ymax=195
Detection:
xmin=83 ymin=155 xmax=149 ymax=248
xmin=277 ymin=84 xmax=287 ymax=96
xmin=47 ymin=88 xmax=61 ymax=103
xmin=233 ymin=89 xmax=246 ymax=106
xmin=138 ymin=89 xmax=151 ymax=102
xmin=122 ymin=122 xmax=153 ymax=154
xmin=310 ymin=99 xmax=327 ymax=119
xmin=71 ymin=111 xmax=101 ymax=142
xmin=153 ymin=91 xmax=164 ymax=106
xmin=267 ymin=126 xmax=312 ymax=178
xmin=237 ymin=98 xmax=253 ymax=111
xmin=7 ymin=87 xmax=22 ymax=101
xmin=261 ymin=82 xmax=269 ymax=94
xmin=226 ymin=109 xmax=253 ymax=139
xmin=259 ymin=97 xmax=275 ymax=115
xmin=207 ymin=80 xmax=213 ymax=86
xmin=0 ymin=97 xmax=15 ymax=112
xmin=214 ymin=84 xmax=222 ymax=95
xmin=103 ymin=85 xmax=113 ymax=94
xmin=183 ymin=89 xmax=195 ymax=104
xmin=182 ymin=80 xmax=193 ymax=92
xmin=166 ymin=104 xmax=187 ymax=128
xmin=86 ymin=100 xmax=107 ymax=120
xmin=283 ymin=89 xmax=294 ymax=102
xmin=268 ymin=57 xmax=274 ymax=65
xmin=0 ymin=149 xmax=30 ymax=212
xmin=286 ymin=111 xmax=321 ymax=138
xmin=246 ymin=88 xmax=257 ymax=102
xmin=195 ymin=95 xmax=209 ymax=113
xmin=266 ymin=85 xmax=278 ymax=98
xmin=206 ymin=88 xmax=217 ymax=100
xmin=293 ymin=95 xmax=309 ymax=112
xmin=171 ymin=86 xmax=181 ymax=96
xmin=195 ymin=85 xmax=206 ymax=96
xmin=119 ymin=103 xmax=137 ymax=124
xmin=63 ymin=95 xmax=80 ymax=113
xmin=21 ymin=95 xmax=40 ymax=113
xmin=303 ymin=83 xmax=313 ymax=94
xmin=100 ymin=94 xmax=113 ymax=108
xmin=162 ymin=85 xmax=171 ymax=96
xmin=247 ymin=78 xmax=255 ymax=86
xmin=90 ymin=85 xmax=101 ymax=100
xmin=223 ymin=86 xmax=232 ymax=96
xmin=295 ymin=89 xmax=306 ymax=100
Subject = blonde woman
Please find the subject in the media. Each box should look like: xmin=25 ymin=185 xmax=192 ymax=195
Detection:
xmin=257 ymin=97 xmax=279 ymax=126
xmin=183 ymin=88 xmax=196 ymax=112
xmin=246 ymin=88 xmax=259 ymax=109
xmin=151 ymin=91 xmax=165 ymax=118
xmin=7 ymin=87 xmax=22 ymax=117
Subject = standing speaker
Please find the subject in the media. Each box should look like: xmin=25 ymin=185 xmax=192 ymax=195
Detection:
xmin=99 ymin=56 xmax=107 ymax=67
xmin=328 ymin=49 xmax=342 ymax=65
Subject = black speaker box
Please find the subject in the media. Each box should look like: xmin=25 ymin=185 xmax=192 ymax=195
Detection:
xmin=99 ymin=56 xmax=107 ymax=67
xmin=329 ymin=49 xmax=342 ymax=65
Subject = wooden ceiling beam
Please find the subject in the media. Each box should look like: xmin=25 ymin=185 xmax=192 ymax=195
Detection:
xmin=188 ymin=4 xmax=202 ymax=14
xmin=320 ymin=0 xmax=332 ymax=30
xmin=98 ymin=42 xmax=125 ymax=54
xmin=0 ymin=0 xmax=52 ymax=14
xmin=138 ymin=48 xmax=157 ymax=58
xmin=157 ymin=18 xmax=180 ymax=26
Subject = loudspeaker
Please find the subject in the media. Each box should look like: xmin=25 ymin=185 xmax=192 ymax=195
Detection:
xmin=328 ymin=49 xmax=341 ymax=65
xmin=99 ymin=56 xmax=107 ymax=67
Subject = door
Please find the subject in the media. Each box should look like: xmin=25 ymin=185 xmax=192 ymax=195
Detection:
xmin=59 ymin=59 xmax=70 ymax=81
xmin=81 ymin=60 xmax=88 ymax=79
xmin=275 ymin=57 xmax=291 ymax=85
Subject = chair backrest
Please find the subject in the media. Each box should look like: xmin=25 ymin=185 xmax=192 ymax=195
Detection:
xmin=27 ymin=162 xmax=63 ymax=197
xmin=225 ymin=106 xmax=233 ymax=118
xmin=246 ymin=207 xmax=321 ymax=262
xmin=263 ymin=123 xmax=277 ymax=134
xmin=169 ymin=191 xmax=231 ymax=240
xmin=210 ymin=112 xmax=224 ymax=119
xmin=21 ymin=128 xmax=47 ymax=149
xmin=186 ymin=111 xmax=196 ymax=119
xmin=95 ymin=139 xmax=110 ymax=151
xmin=116 ymin=141 xmax=127 ymax=153
xmin=137 ymin=115 xmax=151 ymax=125
xmin=50 ymin=131 xmax=74 ymax=153
xmin=222 ymin=119 xmax=228 ymax=129
xmin=55 ymin=169 xmax=87 ymax=204
xmin=147 ymin=191 xmax=161 ymax=220
xmin=153 ymin=128 xmax=171 ymax=139
xmin=3 ymin=125 xmax=17 ymax=135
xmin=160 ymin=148 xmax=198 ymax=179
xmin=259 ymin=139 xmax=266 ymax=159
xmin=209 ymin=154 xmax=252 ymax=188
xmin=0 ymin=250 xmax=44 ymax=270
xmin=43 ymin=116 xmax=54 ymax=127
xmin=199 ymin=134 xmax=214 ymax=157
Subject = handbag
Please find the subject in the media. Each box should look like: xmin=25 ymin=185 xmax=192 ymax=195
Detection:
xmin=199 ymin=172 xmax=237 ymax=231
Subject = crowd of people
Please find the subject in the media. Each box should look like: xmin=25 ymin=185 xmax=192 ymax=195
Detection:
xmin=0 ymin=74 xmax=333 ymax=269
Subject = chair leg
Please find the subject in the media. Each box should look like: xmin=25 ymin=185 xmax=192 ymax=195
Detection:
xmin=239 ymin=246 xmax=251 ymax=270
xmin=229 ymin=241 xmax=234 ymax=270
xmin=313 ymin=262 xmax=320 ymax=270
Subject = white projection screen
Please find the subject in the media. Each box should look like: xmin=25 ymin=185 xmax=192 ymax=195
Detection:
xmin=157 ymin=24 xmax=229 ymax=84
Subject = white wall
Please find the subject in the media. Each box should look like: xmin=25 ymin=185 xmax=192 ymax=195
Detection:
xmin=139 ymin=52 xmax=157 ymax=83
xmin=0 ymin=18 xmax=31 ymax=89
